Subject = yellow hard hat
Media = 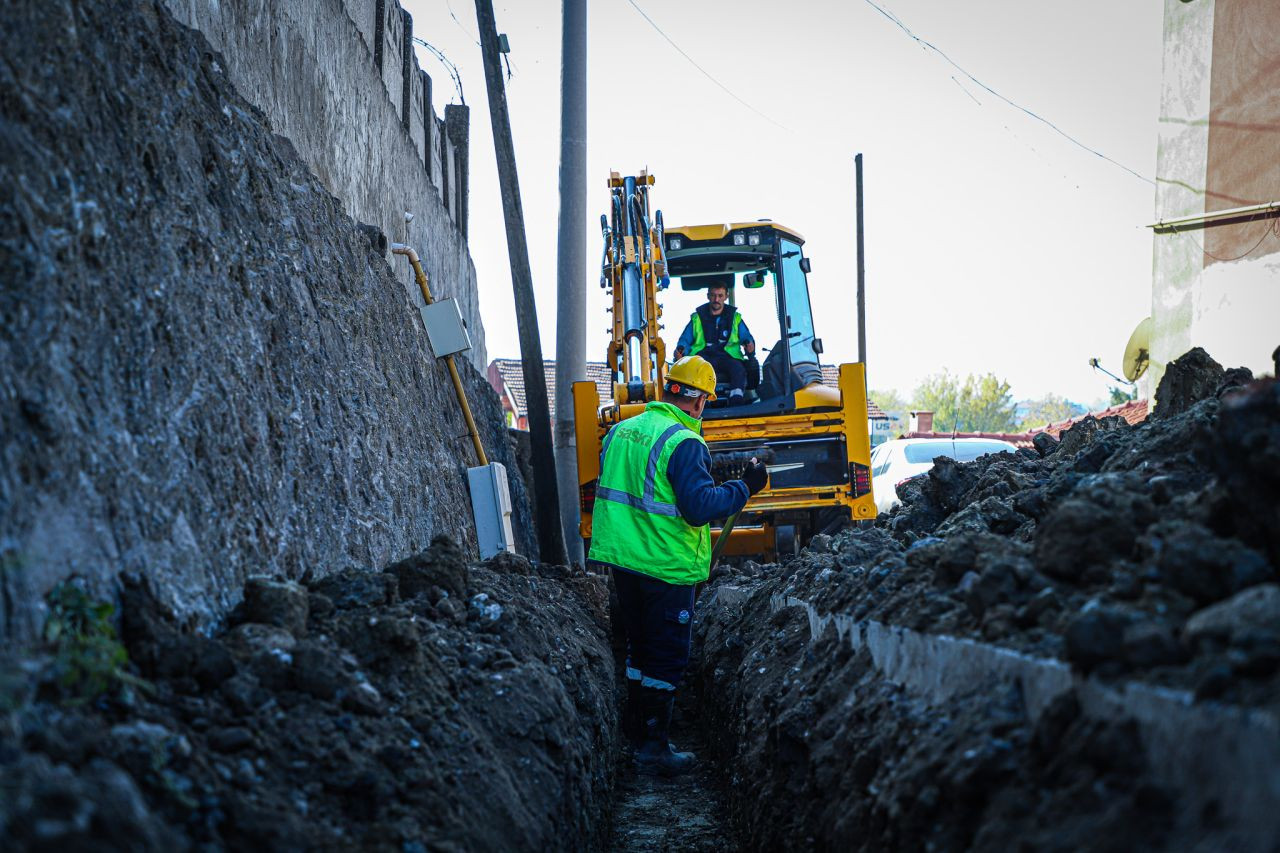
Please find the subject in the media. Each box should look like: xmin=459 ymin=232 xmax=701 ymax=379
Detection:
xmin=666 ymin=355 xmax=718 ymax=400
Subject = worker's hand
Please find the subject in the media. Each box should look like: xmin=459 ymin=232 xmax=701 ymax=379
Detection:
xmin=673 ymin=347 xmax=684 ymax=360
xmin=745 ymin=341 xmax=755 ymax=356
xmin=742 ymin=457 xmax=768 ymax=496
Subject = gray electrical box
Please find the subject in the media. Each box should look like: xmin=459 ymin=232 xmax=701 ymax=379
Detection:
xmin=420 ymin=297 xmax=472 ymax=357
xmin=467 ymin=463 xmax=515 ymax=559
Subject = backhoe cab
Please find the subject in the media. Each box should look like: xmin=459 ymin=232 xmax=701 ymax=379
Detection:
xmin=572 ymin=174 xmax=876 ymax=561
xmin=664 ymin=222 xmax=831 ymax=415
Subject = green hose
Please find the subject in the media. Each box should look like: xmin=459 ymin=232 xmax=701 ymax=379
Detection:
xmin=709 ymin=509 xmax=741 ymax=569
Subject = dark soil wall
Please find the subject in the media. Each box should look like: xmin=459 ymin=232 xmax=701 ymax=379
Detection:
xmin=0 ymin=0 xmax=532 ymax=642
xmin=0 ymin=541 xmax=616 ymax=850
xmin=695 ymin=592 xmax=1174 ymax=852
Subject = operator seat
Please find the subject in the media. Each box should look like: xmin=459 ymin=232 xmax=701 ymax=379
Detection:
xmin=708 ymin=353 xmax=761 ymax=407
xmin=759 ymin=343 xmax=822 ymax=399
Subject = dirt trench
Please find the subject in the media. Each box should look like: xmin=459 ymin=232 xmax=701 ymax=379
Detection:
xmin=685 ymin=348 xmax=1280 ymax=851
xmin=6 ymin=348 xmax=1274 ymax=851
xmin=607 ymin=722 xmax=730 ymax=852
xmin=4 ymin=0 xmax=1277 ymax=844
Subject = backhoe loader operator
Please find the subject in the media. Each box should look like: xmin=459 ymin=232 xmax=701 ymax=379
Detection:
xmin=588 ymin=356 xmax=768 ymax=776
xmin=672 ymin=283 xmax=756 ymax=406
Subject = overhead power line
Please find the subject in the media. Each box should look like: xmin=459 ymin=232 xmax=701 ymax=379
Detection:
xmin=622 ymin=0 xmax=790 ymax=131
xmin=444 ymin=0 xmax=480 ymax=46
xmin=862 ymin=0 xmax=1155 ymax=186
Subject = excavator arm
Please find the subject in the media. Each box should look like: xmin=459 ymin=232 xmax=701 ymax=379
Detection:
xmin=572 ymin=170 xmax=671 ymax=540
xmin=600 ymin=170 xmax=668 ymax=404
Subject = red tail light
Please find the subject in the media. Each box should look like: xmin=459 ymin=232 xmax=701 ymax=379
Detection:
xmin=850 ymin=462 xmax=872 ymax=497
xmin=580 ymin=480 xmax=597 ymax=514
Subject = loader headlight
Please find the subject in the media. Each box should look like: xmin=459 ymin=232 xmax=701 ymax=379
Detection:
xmin=668 ymin=236 xmax=683 ymax=251
xmin=747 ymin=232 xmax=761 ymax=246
xmin=732 ymin=232 xmax=746 ymax=246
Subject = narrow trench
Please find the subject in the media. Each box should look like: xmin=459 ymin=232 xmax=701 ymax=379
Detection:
xmin=606 ymin=715 xmax=730 ymax=852
xmin=603 ymin=591 xmax=737 ymax=852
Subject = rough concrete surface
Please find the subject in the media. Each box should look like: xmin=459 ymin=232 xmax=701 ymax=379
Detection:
xmin=164 ymin=0 xmax=487 ymax=367
xmin=0 ymin=0 xmax=528 ymax=642
xmin=0 ymin=538 xmax=616 ymax=850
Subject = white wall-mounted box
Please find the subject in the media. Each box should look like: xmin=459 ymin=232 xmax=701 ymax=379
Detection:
xmin=467 ymin=462 xmax=515 ymax=559
xmin=420 ymin=297 xmax=472 ymax=357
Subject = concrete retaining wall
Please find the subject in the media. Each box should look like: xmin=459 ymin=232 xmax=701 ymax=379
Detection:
xmin=164 ymin=0 xmax=486 ymax=369
xmin=0 ymin=0 xmax=532 ymax=644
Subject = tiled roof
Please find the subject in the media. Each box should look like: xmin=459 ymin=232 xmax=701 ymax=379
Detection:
xmin=491 ymin=359 xmax=889 ymax=420
xmin=905 ymin=400 xmax=1149 ymax=448
xmin=819 ymin=365 xmax=888 ymax=419
xmin=488 ymin=359 xmax=612 ymax=419
xmin=1028 ymin=398 xmax=1149 ymax=438
xmin=905 ymin=431 xmax=1035 ymax=449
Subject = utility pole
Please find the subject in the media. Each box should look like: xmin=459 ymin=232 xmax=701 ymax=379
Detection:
xmin=554 ymin=0 xmax=587 ymax=565
xmin=474 ymin=0 xmax=567 ymax=565
xmin=855 ymin=153 xmax=867 ymax=374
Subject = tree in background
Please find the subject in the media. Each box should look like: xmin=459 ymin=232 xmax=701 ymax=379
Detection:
xmin=1109 ymin=385 xmax=1137 ymax=406
xmin=913 ymin=371 xmax=1018 ymax=433
xmin=1018 ymin=393 xmax=1083 ymax=431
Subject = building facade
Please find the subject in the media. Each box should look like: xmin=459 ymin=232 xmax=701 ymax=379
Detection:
xmin=1149 ymin=0 xmax=1280 ymax=394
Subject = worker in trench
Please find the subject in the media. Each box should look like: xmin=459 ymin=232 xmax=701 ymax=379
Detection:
xmin=588 ymin=356 xmax=769 ymax=776
xmin=672 ymin=282 xmax=756 ymax=406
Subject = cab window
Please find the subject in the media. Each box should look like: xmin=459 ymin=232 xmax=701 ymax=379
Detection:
xmin=778 ymin=239 xmax=817 ymax=367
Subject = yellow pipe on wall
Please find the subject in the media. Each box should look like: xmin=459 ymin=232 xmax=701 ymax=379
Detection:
xmin=390 ymin=244 xmax=489 ymax=468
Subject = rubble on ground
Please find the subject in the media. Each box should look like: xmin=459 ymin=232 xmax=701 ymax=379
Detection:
xmin=0 ymin=538 xmax=616 ymax=850
xmin=694 ymin=347 xmax=1278 ymax=849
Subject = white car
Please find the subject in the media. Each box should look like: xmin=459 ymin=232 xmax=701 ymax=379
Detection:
xmin=870 ymin=437 xmax=1019 ymax=514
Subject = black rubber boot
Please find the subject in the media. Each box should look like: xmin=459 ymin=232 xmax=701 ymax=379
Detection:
xmin=635 ymin=688 xmax=695 ymax=777
xmin=622 ymin=679 xmax=643 ymax=748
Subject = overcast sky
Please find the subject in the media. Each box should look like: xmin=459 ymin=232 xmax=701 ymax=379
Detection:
xmin=402 ymin=0 xmax=1165 ymax=406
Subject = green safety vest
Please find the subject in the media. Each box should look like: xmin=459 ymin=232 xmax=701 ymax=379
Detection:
xmin=689 ymin=305 xmax=745 ymax=360
xmin=588 ymin=401 xmax=711 ymax=585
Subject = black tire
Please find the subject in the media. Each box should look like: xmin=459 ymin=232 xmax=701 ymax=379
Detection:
xmin=775 ymin=524 xmax=799 ymax=560
xmin=813 ymin=507 xmax=851 ymax=537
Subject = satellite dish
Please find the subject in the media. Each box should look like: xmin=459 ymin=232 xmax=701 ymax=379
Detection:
xmin=1123 ymin=317 xmax=1152 ymax=382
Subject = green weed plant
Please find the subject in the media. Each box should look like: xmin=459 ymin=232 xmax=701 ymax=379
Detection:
xmin=43 ymin=581 xmax=148 ymax=704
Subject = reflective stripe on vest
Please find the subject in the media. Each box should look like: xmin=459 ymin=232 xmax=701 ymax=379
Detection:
xmin=588 ymin=402 xmax=712 ymax=585
xmin=688 ymin=305 xmax=744 ymax=360
xmin=595 ymin=422 xmax=686 ymax=517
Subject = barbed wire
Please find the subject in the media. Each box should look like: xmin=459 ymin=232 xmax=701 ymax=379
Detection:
xmin=413 ymin=36 xmax=465 ymax=105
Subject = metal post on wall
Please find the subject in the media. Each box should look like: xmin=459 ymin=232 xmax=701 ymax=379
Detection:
xmin=474 ymin=0 xmax=568 ymax=565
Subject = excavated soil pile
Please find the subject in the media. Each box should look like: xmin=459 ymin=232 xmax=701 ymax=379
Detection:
xmin=0 ymin=537 xmax=616 ymax=850
xmin=694 ymin=347 xmax=1278 ymax=849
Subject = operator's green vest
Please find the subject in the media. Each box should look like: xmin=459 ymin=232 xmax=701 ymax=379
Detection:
xmin=689 ymin=304 xmax=745 ymax=360
xmin=588 ymin=402 xmax=711 ymax=585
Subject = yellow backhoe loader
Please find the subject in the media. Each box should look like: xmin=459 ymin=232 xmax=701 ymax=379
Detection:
xmin=572 ymin=171 xmax=875 ymax=559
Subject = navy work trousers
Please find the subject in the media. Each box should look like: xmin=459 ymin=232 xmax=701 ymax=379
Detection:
xmin=610 ymin=567 xmax=696 ymax=691
xmin=700 ymin=347 xmax=747 ymax=393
